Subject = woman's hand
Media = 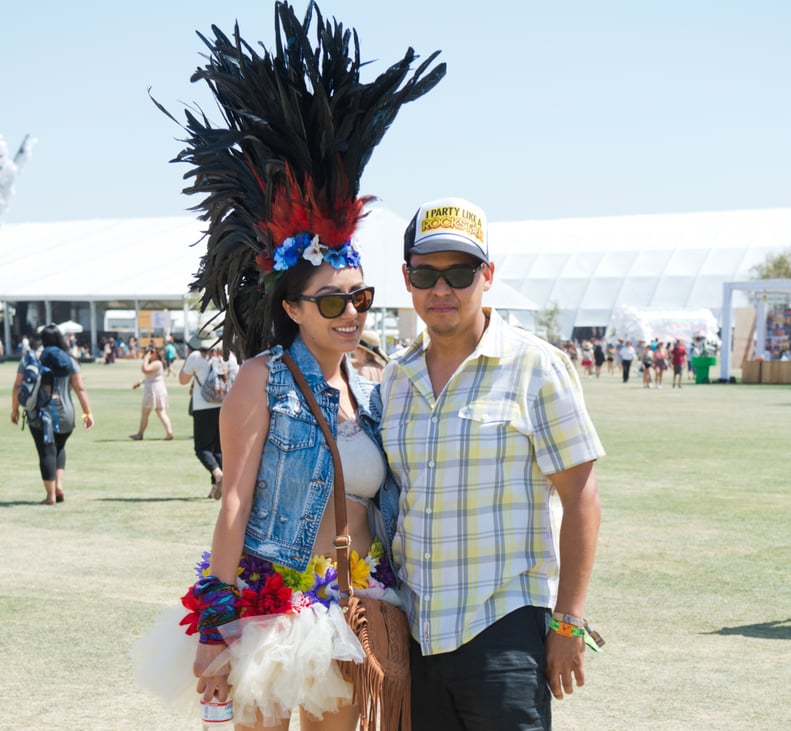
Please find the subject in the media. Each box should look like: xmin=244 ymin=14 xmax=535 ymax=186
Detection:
xmin=194 ymin=642 xmax=232 ymax=702
xmin=10 ymin=409 xmax=19 ymax=425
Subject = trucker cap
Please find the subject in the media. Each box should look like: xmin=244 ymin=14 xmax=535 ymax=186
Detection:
xmin=403 ymin=197 xmax=489 ymax=263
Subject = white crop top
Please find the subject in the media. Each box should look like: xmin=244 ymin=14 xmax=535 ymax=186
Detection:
xmin=337 ymin=415 xmax=386 ymax=504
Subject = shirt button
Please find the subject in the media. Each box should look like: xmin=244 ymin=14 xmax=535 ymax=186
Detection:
xmin=424 ymin=552 xmax=431 ymax=559
xmin=428 ymin=461 xmax=435 ymax=468
xmin=431 ymin=416 xmax=438 ymax=423
xmin=425 ymin=508 xmax=432 ymax=514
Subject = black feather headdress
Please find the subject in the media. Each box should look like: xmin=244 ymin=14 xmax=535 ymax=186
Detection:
xmin=154 ymin=1 xmax=446 ymax=357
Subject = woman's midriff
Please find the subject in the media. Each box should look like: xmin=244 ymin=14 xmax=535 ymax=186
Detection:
xmin=312 ymin=497 xmax=372 ymax=560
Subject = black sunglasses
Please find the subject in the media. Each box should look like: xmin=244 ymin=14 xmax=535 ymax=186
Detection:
xmin=406 ymin=264 xmax=483 ymax=290
xmin=295 ymin=286 xmax=375 ymax=319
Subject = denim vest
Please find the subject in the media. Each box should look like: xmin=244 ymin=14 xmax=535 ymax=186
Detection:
xmin=243 ymin=336 xmax=399 ymax=572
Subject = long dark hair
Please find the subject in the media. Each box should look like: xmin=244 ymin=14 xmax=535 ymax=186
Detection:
xmin=40 ymin=324 xmax=69 ymax=352
xmin=262 ymin=260 xmax=315 ymax=351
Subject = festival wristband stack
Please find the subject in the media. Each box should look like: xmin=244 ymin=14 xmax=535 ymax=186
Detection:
xmin=550 ymin=612 xmax=606 ymax=651
xmin=194 ymin=576 xmax=239 ymax=645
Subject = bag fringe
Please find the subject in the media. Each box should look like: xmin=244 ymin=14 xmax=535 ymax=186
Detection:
xmin=339 ymin=596 xmax=411 ymax=731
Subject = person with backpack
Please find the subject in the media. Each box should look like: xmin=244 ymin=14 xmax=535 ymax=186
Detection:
xmin=179 ymin=334 xmax=237 ymax=499
xmin=9 ymin=324 xmax=95 ymax=504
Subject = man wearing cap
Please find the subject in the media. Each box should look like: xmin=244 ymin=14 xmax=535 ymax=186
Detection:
xmin=179 ymin=333 xmax=226 ymax=498
xmin=379 ymin=198 xmax=606 ymax=729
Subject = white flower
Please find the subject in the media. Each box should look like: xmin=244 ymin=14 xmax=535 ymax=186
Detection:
xmin=302 ymin=235 xmax=325 ymax=266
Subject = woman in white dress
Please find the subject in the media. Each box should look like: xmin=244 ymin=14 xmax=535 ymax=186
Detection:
xmin=129 ymin=346 xmax=174 ymax=440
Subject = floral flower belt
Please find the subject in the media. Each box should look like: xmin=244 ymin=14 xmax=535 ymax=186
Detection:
xmin=180 ymin=537 xmax=396 ymax=634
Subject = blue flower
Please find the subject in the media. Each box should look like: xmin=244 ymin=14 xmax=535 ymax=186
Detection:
xmin=343 ymin=243 xmax=361 ymax=268
xmin=274 ymin=236 xmax=302 ymax=270
xmin=324 ymin=241 xmax=359 ymax=270
xmin=309 ymin=565 xmax=340 ymax=607
xmin=322 ymin=247 xmax=346 ymax=269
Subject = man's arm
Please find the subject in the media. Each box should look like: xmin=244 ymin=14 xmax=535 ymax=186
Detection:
xmin=545 ymin=460 xmax=601 ymax=700
xmin=179 ymin=353 xmax=195 ymax=385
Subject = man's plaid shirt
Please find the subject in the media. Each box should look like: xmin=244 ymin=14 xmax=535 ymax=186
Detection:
xmin=380 ymin=309 xmax=605 ymax=655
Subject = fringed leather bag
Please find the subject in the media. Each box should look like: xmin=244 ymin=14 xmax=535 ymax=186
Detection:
xmin=282 ymin=354 xmax=411 ymax=731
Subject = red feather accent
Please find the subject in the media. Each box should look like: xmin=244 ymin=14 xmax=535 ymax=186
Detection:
xmin=249 ymin=160 xmax=367 ymax=248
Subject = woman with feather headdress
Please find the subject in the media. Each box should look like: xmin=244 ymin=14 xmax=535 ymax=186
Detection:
xmin=133 ymin=4 xmax=444 ymax=729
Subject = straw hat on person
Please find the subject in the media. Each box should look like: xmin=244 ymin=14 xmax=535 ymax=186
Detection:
xmin=357 ymin=330 xmax=388 ymax=367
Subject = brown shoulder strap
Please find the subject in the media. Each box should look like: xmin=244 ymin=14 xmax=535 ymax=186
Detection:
xmin=280 ymin=353 xmax=352 ymax=601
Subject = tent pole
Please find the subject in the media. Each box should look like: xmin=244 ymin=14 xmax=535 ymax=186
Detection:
xmin=754 ymin=296 xmax=767 ymax=360
xmin=2 ymin=302 xmax=11 ymax=357
xmin=134 ymin=299 xmax=140 ymax=342
xmin=90 ymin=301 xmax=97 ymax=358
xmin=183 ymin=297 xmax=190 ymax=344
xmin=720 ymin=283 xmax=733 ymax=381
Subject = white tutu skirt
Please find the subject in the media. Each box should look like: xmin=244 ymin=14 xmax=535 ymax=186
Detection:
xmin=132 ymin=602 xmax=365 ymax=727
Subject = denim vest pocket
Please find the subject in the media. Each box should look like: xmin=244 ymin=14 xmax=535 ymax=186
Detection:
xmin=268 ymin=398 xmax=317 ymax=452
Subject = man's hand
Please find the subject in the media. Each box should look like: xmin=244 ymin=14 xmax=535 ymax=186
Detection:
xmin=545 ymin=630 xmax=585 ymax=700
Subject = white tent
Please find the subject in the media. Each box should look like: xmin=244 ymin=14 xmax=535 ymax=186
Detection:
xmin=491 ymin=208 xmax=791 ymax=338
xmin=1 ymin=207 xmax=789 ymax=349
xmin=0 ymin=208 xmax=538 ymax=350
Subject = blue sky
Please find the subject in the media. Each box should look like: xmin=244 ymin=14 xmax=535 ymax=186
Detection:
xmin=1 ymin=0 xmax=790 ymax=225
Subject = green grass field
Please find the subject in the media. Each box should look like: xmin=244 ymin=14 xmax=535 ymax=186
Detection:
xmin=1 ymin=359 xmax=789 ymax=730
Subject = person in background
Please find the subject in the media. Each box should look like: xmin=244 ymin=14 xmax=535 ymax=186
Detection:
xmin=10 ymin=324 xmax=95 ymax=504
xmin=672 ymin=339 xmax=687 ymax=388
xmin=130 ymin=345 xmax=174 ymax=441
xmin=380 ymin=197 xmax=605 ymax=730
xmin=641 ymin=343 xmax=654 ymax=388
xmin=619 ymin=339 xmax=636 ymax=383
xmin=163 ymin=335 xmax=178 ymax=376
xmin=351 ymin=329 xmax=388 ymax=382
xmin=653 ymin=341 xmax=669 ymax=388
xmin=180 ymin=334 xmax=225 ymax=498
xmin=606 ymin=341 xmax=616 ymax=375
xmin=580 ymin=339 xmax=594 ymax=377
xmin=593 ymin=338 xmax=606 ymax=378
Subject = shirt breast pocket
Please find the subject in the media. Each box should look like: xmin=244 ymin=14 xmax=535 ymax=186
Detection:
xmin=458 ymin=399 xmax=519 ymax=428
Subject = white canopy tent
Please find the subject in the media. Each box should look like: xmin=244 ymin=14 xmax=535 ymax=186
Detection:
xmin=719 ymin=279 xmax=791 ymax=381
xmin=2 ymin=207 xmax=788 ymax=353
xmin=490 ymin=208 xmax=791 ymax=339
xmin=0 ymin=207 xmax=538 ymax=352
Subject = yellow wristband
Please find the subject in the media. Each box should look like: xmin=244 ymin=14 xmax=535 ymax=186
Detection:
xmin=82 ymin=413 xmax=92 ymax=419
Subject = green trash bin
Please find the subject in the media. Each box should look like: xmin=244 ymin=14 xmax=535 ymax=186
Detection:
xmin=692 ymin=356 xmax=716 ymax=384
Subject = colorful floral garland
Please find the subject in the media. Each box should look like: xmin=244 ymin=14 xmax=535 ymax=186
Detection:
xmin=179 ymin=538 xmax=396 ymax=640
